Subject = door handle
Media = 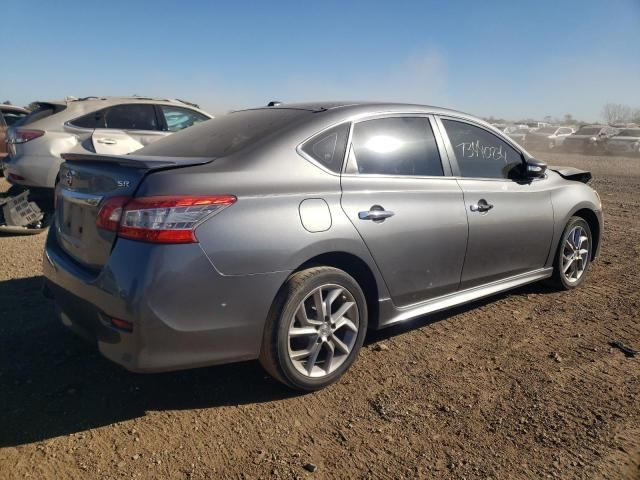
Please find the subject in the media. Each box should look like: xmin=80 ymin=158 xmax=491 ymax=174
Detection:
xmin=96 ymin=138 xmax=117 ymax=145
xmin=470 ymin=200 xmax=493 ymax=213
xmin=358 ymin=206 xmax=394 ymax=222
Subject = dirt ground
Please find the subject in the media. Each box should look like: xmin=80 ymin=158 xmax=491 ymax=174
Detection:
xmin=0 ymin=152 xmax=638 ymax=479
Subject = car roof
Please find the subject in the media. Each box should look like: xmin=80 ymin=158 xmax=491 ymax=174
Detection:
xmin=248 ymin=101 xmax=471 ymax=116
xmin=0 ymin=105 xmax=29 ymax=114
xmin=34 ymin=96 xmax=207 ymax=110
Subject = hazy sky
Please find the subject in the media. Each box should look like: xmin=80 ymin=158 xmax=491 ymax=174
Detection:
xmin=2 ymin=0 xmax=639 ymax=121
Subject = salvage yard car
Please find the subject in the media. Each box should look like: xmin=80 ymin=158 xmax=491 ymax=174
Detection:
xmin=605 ymin=128 xmax=640 ymax=156
xmin=3 ymin=96 xmax=212 ymax=191
xmin=562 ymin=125 xmax=618 ymax=154
xmin=42 ymin=102 xmax=602 ymax=391
xmin=506 ymin=126 xmax=532 ymax=145
xmin=0 ymin=104 xmax=29 ymax=164
xmin=523 ymin=126 xmax=575 ymax=150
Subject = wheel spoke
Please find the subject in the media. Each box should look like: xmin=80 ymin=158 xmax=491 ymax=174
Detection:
xmin=331 ymin=334 xmax=350 ymax=354
xmin=331 ymin=301 xmax=355 ymax=324
xmin=564 ymin=239 xmax=574 ymax=252
xmin=334 ymin=316 xmax=358 ymax=333
xmin=325 ymin=288 xmax=342 ymax=312
xmin=573 ymin=228 xmax=581 ymax=248
xmin=324 ymin=341 xmax=335 ymax=374
xmin=305 ymin=342 xmax=322 ymax=375
xmin=578 ymin=234 xmax=588 ymax=248
xmin=289 ymin=326 xmax=318 ymax=338
xmin=563 ymin=257 xmax=575 ymax=274
xmin=313 ymin=289 xmax=327 ymax=322
xmin=291 ymin=348 xmax=313 ymax=360
xmin=296 ymin=305 xmax=322 ymax=327
xmin=571 ymin=260 xmax=579 ymax=279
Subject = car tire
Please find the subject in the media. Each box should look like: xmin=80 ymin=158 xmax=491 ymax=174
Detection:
xmin=259 ymin=266 xmax=368 ymax=391
xmin=547 ymin=216 xmax=593 ymax=290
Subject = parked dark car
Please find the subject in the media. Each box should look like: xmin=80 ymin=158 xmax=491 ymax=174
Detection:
xmin=605 ymin=128 xmax=640 ymax=156
xmin=563 ymin=125 xmax=619 ymax=154
xmin=43 ymin=102 xmax=602 ymax=391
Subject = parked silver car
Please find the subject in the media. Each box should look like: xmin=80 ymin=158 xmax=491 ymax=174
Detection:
xmin=563 ymin=125 xmax=618 ymax=154
xmin=524 ymin=126 xmax=575 ymax=150
xmin=505 ymin=126 xmax=532 ymax=145
xmin=3 ymin=97 xmax=212 ymax=190
xmin=43 ymin=102 xmax=602 ymax=391
xmin=605 ymin=128 xmax=640 ymax=155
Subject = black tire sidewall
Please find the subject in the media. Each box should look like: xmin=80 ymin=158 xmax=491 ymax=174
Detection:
xmin=275 ymin=269 xmax=368 ymax=391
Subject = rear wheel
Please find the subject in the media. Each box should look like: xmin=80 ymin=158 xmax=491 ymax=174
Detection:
xmin=548 ymin=216 xmax=592 ymax=290
xmin=259 ymin=267 xmax=368 ymax=391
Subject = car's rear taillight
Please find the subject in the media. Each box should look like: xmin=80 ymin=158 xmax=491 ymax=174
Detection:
xmin=97 ymin=195 xmax=236 ymax=244
xmin=8 ymin=128 xmax=45 ymax=144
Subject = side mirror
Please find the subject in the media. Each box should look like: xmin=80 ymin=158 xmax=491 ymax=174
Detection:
xmin=526 ymin=158 xmax=547 ymax=178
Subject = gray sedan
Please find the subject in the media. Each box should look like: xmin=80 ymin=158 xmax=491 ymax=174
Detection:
xmin=43 ymin=102 xmax=603 ymax=391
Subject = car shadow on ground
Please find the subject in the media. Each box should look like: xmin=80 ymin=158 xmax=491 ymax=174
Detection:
xmin=0 ymin=275 xmax=553 ymax=448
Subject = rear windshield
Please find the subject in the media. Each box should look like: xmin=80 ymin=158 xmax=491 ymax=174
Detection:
xmin=15 ymin=103 xmax=67 ymax=127
xmin=2 ymin=111 xmax=28 ymax=126
xmin=138 ymin=108 xmax=313 ymax=157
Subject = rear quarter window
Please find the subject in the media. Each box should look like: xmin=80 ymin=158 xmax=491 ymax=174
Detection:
xmin=300 ymin=123 xmax=350 ymax=173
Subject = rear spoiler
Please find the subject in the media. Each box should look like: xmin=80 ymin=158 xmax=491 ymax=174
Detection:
xmin=61 ymin=153 xmax=215 ymax=170
xmin=549 ymin=166 xmax=592 ymax=184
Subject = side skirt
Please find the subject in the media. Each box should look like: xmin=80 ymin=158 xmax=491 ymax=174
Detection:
xmin=377 ymin=268 xmax=553 ymax=328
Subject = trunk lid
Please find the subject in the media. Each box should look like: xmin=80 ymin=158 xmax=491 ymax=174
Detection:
xmin=55 ymin=153 xmax=214 ymax=270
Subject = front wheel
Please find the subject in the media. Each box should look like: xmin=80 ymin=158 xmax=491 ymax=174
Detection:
xmin=259 ymin=266 xmax=368 ymax=391
xmin=548 ymin=216 xmax=592 ymax=290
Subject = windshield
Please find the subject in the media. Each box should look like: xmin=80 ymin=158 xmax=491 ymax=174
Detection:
xmin=616 ymin=129 xmax=640 ymax=137
xmin=575 ymin=127 xmax=601 ymax=135
xmin=139 ymin=108 xmax=313 ymax=157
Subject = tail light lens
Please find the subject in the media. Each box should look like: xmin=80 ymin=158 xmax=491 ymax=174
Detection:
xmin=97 ymin=195 xmax=236 ymax=244
xmin=8 ymin=128 xmax=45 ymax=144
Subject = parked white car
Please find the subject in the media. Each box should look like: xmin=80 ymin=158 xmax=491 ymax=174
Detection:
xmin=524 ymin=126 xmax=575 ymax=150
xmin=3 ymin=97 xmax=212 ymax=190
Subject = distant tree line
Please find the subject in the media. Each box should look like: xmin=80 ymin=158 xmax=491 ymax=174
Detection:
xmin=484 ymin=104 xmax=640 ymax=128
xmin=601 ymin=103 xmax=640 ymax=125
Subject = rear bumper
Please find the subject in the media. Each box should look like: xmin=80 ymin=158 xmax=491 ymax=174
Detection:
xmin=3 ymin=152 xmax=59 ymax=188
xmin=43 ymin=228 xmax=289 ymax=373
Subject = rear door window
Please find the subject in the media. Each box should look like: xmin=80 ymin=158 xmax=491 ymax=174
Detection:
xmin=349 ymin=117 xmax=443 ymax=176
xmin=102 ymin=104 xmax=159 ymax=131
xmin=159 ymin=106 xmax=209 ymax=132
xmin=300 ymin=123 xmax=350 ymax=173
xmin=441 ymin=119 xmax=523 ymax=179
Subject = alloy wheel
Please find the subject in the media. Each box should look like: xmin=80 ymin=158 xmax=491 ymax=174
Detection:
xmin=561 ymin=226 xmax=590 ymax=283
xmin=287 ymin=284 xmax=359 ymax=377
